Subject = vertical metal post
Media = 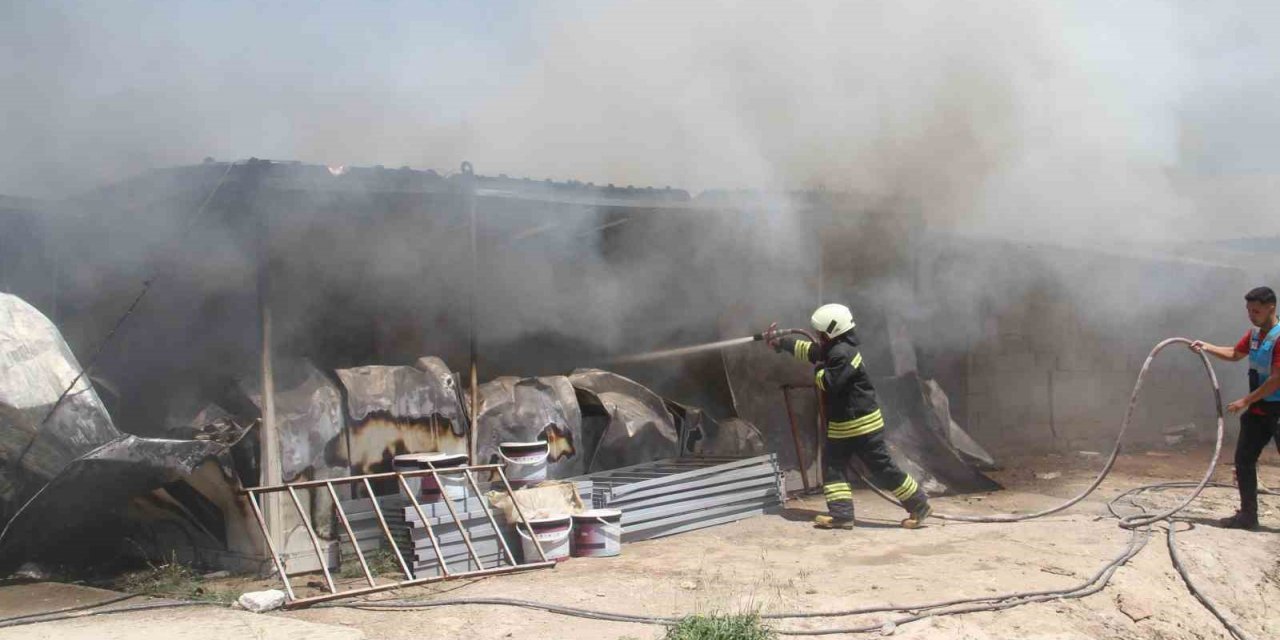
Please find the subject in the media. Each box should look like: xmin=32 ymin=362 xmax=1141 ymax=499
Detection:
xmin=287 ymin=486 xmax=336 ymax=593
xmin=327 ymin=482 xmax=375 ymax=587
xmin=462 ymin=161 xmax=480 ymax=466
xmin=256 ymin=160 xmax=285 ymax=553
xmin=780 ymin=386 xmax=812 ymax=493
xmin=363 ymin=478 xmax=413 ymax=580
xmin=814 ymin=386 xmax=827 ymax=488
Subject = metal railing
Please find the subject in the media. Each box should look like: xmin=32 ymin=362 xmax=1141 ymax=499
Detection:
xmin=242 ymin=463 xmax=553 ymax=608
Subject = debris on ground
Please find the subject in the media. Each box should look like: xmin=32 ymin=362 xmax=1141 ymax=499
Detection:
xmin=238 ymin=589 xmax=286 ymax=613
xmin=1116 ymin=592 xmax=1155 ymax=623
xmin=13 ymin=562 xmax=51 ymax=581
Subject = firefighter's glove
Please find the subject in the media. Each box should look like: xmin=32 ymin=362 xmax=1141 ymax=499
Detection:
xmin=762 ymin=322 xmax=784 ymax=352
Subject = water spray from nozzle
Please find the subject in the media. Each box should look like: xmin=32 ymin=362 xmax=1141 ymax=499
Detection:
xmin=609 ymin=327 xmax=815 ymax=364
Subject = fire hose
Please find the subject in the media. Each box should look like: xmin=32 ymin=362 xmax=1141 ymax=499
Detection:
xmin=316 ymin=337 xmax=1262 ymax=638
xmin=0 ymin=337 xmax=1270 ymax=638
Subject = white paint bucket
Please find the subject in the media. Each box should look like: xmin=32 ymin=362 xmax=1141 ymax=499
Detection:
xmin=499 ymin=441 xmax=549 ymax=488
xmin=571 ymin=509 xmax=622 ymax=558
xmin=517 ymin=514 xmax=573 ymax=562
xmin=393 ymin=452 xmax=469 ymax=502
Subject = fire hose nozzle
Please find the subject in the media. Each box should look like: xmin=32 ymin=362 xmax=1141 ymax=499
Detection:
xmin=756 ymin=324 xmax=818 ymax=345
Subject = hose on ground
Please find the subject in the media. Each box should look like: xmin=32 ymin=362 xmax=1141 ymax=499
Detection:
xmin=312 ymin=337 xmax=1258 ymax=636
xmin=0 ymin=592 xmax=139 ymax=626
xmin=316 ymin=525 xmax=1152 ymax=636
xmin=0 ymin=599 xmax=220 ymax=629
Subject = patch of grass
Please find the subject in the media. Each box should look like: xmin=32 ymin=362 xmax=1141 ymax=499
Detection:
xmin=114 ymin=556 xmax=236 ymax=605
xmin=339 ymin=548 xmax=402 ymax=579
xmin=663 ymin=613 xmax=776 ymax=640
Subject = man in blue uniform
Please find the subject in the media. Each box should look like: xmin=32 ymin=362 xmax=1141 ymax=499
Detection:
xmin=768 ymin=303 xmax=932 ymax=529
xmin=1191 ymin=286 xmax=1280 ymax=530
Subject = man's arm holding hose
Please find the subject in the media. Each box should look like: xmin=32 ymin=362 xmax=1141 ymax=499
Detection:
xmin=1189 ymin=340 xmax=1246 ymax=362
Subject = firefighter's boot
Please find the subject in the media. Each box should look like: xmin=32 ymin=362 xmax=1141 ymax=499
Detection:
xmin=1218 ymin=509 xmax=1258 ymax=530
xmin=813 ymin=514 xmax=855 ymax=530
xmin=900 ymin=494 xmax=932 ymax=529
xmin=818 ymin=482 xmax=855 ymax=529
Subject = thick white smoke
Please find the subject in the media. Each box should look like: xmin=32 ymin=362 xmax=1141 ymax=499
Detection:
xmin=1 ymin=1 xmax=1273 ymax=244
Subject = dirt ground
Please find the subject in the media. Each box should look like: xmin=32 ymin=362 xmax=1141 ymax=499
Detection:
xmin=3 ymin=445 xmax=1279 ymax=639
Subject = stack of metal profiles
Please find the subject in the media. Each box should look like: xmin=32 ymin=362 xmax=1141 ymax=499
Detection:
xmin=569 ymin=454 xmax=783 ymax=543
xmin=337 ymin=480 xmax=593 ymax=577
xmin=387 ymin=496 xmax=507 ymax=577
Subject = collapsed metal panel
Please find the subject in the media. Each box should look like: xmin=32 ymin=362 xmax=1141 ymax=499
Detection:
xmin=0 ymin=293 xmax=231 ymax=570
xmin=335 ymin=357 xmax=470 ymax=475
xmin=475 ymin=376 xmax=583 ymax=478
xmin=568 ymin=454 xmax=783 ymax=543
xmin=872 ymin=372 xmax=1001 ymax=495
xmin=569 ymin=369 xmax=681 ymax=472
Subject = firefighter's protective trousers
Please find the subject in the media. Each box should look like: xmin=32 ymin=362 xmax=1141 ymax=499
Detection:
xmin=822 ymin=428 xmax=925 ymax=521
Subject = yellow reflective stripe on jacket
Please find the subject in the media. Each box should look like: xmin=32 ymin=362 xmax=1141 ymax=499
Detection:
xmin=793 ymin=340 xmax=812 ymax=362
xmin=823 ymin=482 xmax=853 ymax=500
xmin=815 ymin=369 xmax=826 ymax=391
xmin=827 ymin=409 xmax=884 ymax=438
xmin=851 ymin=352 xmax=863 ymax=369
xmin=892 ymin=475 xmax=919 ymax=500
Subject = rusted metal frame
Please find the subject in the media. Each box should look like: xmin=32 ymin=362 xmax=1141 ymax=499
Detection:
xmin=245 ymin=490 xmax=295 ymax=600
xmin=495 ymin=466 xmax=548 ymax=562
xmin=814 ymin=385 xmax=828 ymax=487
xmin=779 ymin=385 xmax=812 ymax=493
xmin=282 ymin=561 xmax=555 ymax=609
xmin=462 ymin=469 xmax=518 ymax=566
xmin=363 ymin=477 xmax=413 ymax=579
xmin=247 ymin=464 xmax=504 ymax=494
xmin=286 ymin=486 xmax=336 ymax=593
xmin=396 ymin=476 xmax=453 ymax=576
xmin=247 ymin=463 xmax=559 ymax=606
xmin=424 ymin=467 xmax=485 ymax=569
xmin=326 ymin=481 xmax=375 ymax=587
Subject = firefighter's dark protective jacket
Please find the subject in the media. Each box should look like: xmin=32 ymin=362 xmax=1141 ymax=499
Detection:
xmin=777 ymin=331 xmax=884 ymax=438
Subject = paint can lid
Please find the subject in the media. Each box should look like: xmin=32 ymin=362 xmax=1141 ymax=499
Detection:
xmin=574 ymin=509 xmax=622 ymax=520
xmin=500 ymin=441 xmax=549 ymax=450
xmin=527 ymin=513 xmax=573 ymax=526
xmin=393 ymin=452 xmax=468 ymax=467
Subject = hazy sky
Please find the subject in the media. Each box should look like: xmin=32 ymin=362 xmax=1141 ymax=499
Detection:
xmin=2 ymin=1 xmax=1277 ymax=239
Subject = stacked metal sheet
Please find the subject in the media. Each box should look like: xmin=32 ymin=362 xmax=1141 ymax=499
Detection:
xmin=337 ymin=480 xmax=593 ymax=578
xmin=389 ymin=498 xmax=509 ymax=577
xmin=570 ymin=454 xmax=783 ymax=543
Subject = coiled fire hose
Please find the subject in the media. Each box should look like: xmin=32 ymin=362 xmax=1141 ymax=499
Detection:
xmin=0 ymin=338 xmax=1269 ymax=638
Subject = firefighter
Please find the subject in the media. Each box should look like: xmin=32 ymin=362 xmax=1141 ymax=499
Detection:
xmin=1190 ymin=286 xmax=1280 ymax=530
xmin=766 ymin=303 xmax=932 ymax=529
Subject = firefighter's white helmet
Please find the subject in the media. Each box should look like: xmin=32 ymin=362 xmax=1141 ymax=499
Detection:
xmin=810 ymin=303 xmax=855 ymax=338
